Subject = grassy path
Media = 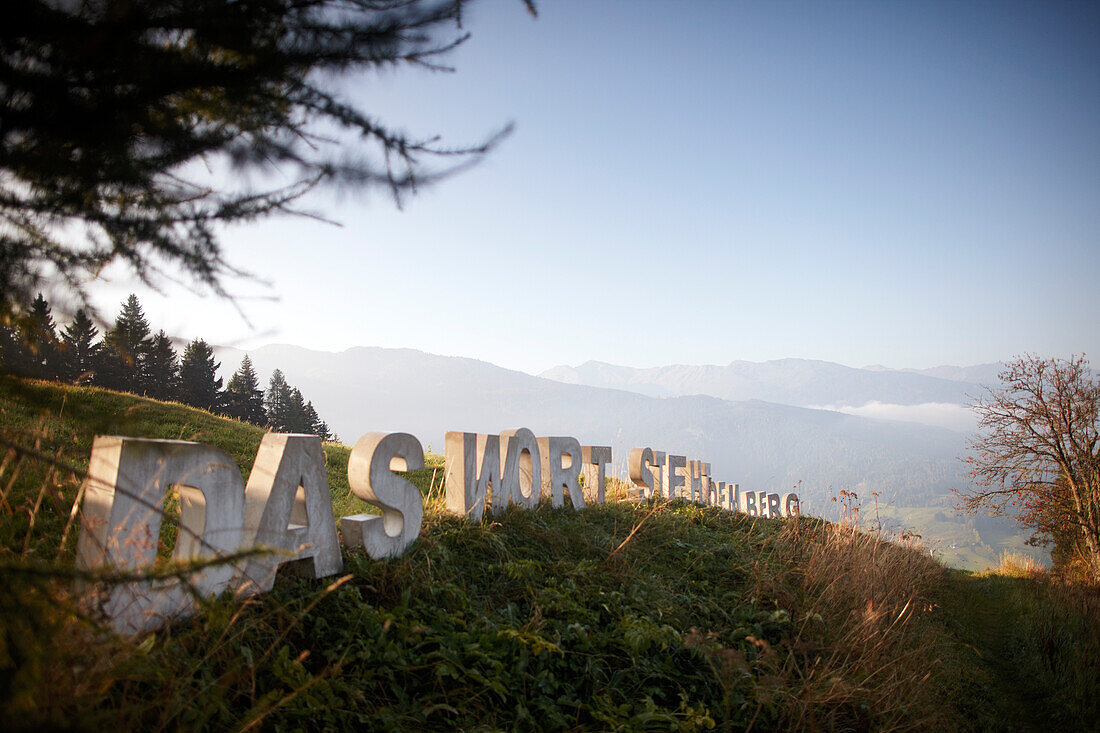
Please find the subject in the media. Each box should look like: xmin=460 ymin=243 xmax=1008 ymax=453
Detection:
xmin=937 ymin=570 xmax=1052 ymax=732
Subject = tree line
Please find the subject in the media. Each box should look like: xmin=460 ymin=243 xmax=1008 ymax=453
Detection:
xmin=0 ymin=293 xmax=332 ymax=441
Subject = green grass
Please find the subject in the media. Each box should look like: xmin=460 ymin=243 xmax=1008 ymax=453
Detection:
xmin=0 ymin=376 xmax=446 ymax=561
xmin=1 ymin=375 xmax=1097 ymax=731
xmin=935 ymin=567 xmax=1100 ymax=732
xmin=870 ymin=503 xmax=1047 ymax=572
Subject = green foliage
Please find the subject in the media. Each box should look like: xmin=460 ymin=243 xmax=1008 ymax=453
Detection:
xmin=1 ymin=0 xmax=516 ymax=319
xmin=937 ymin=569 xmax=1100 ymax=731
xmin=222 ymin=354 xmax=265 ymax=425
xmin=59 ymin=308 xmax=100 ymax=383
xmin=263 ymin=367 xmax=331 ymax=440
xmin=0 ymin=292 xmax=63 ymax=379
xmin=177 ymin=338 xmax=222 ymax=411
xmin=3 ymin=377 xmax=1096 ymax=731
xmin=143 ymin=330 xmax=179 ymax=402
xmin=98 ymin=294 xmax=153 ymax=393
xmin=264 ymin=368 xmax=292 ymax=430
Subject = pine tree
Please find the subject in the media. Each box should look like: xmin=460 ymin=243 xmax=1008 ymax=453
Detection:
xmin=143 ymin=331 xmax=180 ymax=401
xmin=223 ymin=355 xmax=266 ymax=424
xmin=177 ymin=339 xmax=222 ymax=411
xmin=304 ymin=401 xmax=332 ymax=441
xmin=59 ymin=309 xmax=101 ymax=383
xmin=264 ymin=369 xmax=293 ymax=431
xmin=99 ymin=294 xmax=153 ymax=392
xmin=0 ymin=322 xmax=30 ymax=376
xmin=286 ymin=387 xmax=311 ymax=433
xmin=19 ymin=293 xmax=62 ymax=379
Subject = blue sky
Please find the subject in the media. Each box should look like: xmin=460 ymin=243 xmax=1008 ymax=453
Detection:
xmin=90 ymin=0 xmax=1100 ymax=375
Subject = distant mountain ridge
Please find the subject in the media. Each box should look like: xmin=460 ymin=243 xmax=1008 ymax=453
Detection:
xmin=214 ymin=345 xmax=977 ymax=514
xmin=539 ymin=358 xmax=1002 ymax=407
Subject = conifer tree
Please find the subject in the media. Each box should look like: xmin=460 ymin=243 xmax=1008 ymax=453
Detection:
xmin=0 ymin=322 xmax=30 ymax=376
xmin=304 ymin=401 xmax=332 ymax=441
xmin=59 ymin=309 xmax=101 ymax=383
xmin=99 ymin=294 xmax=153 ymax=392
xmin=265 ymin=369 xmax=293 ymax=431
xmin=223 ymin=355 xmax=266 ymax=424
xmin=143 ymin=331 xmax=180 ymax=401
xmin=177 ymin=339 xmax=222 ymax=411
xmin=19 ymin=293 xmax=62 ymax=379
xmin=286 ymin=387 xmax=311 ymax=433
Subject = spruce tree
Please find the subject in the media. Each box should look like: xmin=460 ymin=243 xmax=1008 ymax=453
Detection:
xmin=177 ymin=339 xmax=222 ymax=411
xmin=19 ymin=293 xmax=62 ymax=379
xmin=144 ymin=331 xmax=180 ymax=401
xmin=286 ymin=387 xmax=310 ymax=433
xmin=59 ymin=309 xmax=101 ymax=383
xmin=304 ymin=401 xmax=332 ymax=441
xmin=0 ymin=322 xmax=30 ymax=376
xmin=265 ymin=369 xmax=293 ymax=431
xmin=99 ymin=294 xmax=153 ymax=392
xmin=223 ymin=355 xmax=266 ymax=424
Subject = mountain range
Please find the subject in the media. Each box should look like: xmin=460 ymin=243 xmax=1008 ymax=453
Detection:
xmin=215 ymin=346 xmax=997 ymax=515
xmin=538 ymin=358 xmax=1001 ymax=407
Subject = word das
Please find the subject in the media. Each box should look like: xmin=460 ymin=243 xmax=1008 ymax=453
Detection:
xmin=77 ymin=432 xmax=419 ymax=633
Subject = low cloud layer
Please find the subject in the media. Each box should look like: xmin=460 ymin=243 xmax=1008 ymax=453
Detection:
xmin=807 ymin=402 xmax=978 ymax=433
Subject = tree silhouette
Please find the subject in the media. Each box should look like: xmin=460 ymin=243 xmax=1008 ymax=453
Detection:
xmin=177 ymin=338 xmax=222 ymax=411
xmin=18 ymin=294 xmax=62 ymax=379
xmin=143 ymin=331 xmax=180 ymax=402
xmin=59 ymin=309 xmax=101 ymax=384
xmin=959 ymin=355 xmax=1100 ymax=579
xmin=264 ymin=369 xmax=293 ymax=431
xmin=1 ymin=0 xmax=531 ymax=320
xmin=304 ymin=400 xmax=332 ymax=441
xmin=98 ymin=294 xmax=153 ymax=392
xmin=223 ymin=355 xmax=266 ymax=425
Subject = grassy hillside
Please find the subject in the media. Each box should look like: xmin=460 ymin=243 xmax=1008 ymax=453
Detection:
xmin=1 ymin=376 xmax=1097 ymax=730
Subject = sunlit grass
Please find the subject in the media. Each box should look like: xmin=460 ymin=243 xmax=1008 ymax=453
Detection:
xmin=1 ymin=375 xmax=1097 ymax=730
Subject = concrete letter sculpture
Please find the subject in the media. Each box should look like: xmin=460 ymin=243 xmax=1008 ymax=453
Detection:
xmin=538 ymin=436 xmax=585 ymax=509
xmin=705 ymin=473 xmax=719 ymax=506
xmin=341 ymin=432 xmax=424 ymax=559
xmin=714 ymin=481 xmax=728 ymax=509
xmin=444 ymin=432 xmax=501 ymax=521
xmin=628 ymin=447 xmax=655 ymax=499
xmin=75 ymin=437 xmax=246 ymax=634
xmin=581 ymin=446 xmax=612 ymax=505
xmin=721 ymin=482 xmax=740 ymax=512
xmin=649 ymin=450 xmax=666 ymax=499
xmin=239 ymin=434 xmax=343 ymax=595
xmin=71 ymin=428 xmax=805 ymax=635
xmin=500 ymin=428 xmax=541 ymax=512
xmin=664 ymin=455 xmax=686 ymax=501
xmin=765 ymin=493 xmax=781 ymax=519
xmin=687 ymin=460 xmax=704 ymax=503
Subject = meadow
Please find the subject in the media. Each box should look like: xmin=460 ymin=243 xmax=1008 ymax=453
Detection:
xmin=1 ymin=375 xmax=1097 ymax=731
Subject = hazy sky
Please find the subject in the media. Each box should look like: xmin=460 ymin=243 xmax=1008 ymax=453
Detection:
xmin=87 ymin=0 xmax=1100 ymax=376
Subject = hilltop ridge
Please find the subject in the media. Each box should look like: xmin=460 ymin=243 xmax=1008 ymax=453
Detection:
xmin=0 ymin=376 xmax=1096 ymax=730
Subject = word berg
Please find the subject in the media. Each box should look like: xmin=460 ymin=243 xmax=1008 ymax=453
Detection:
xmin=76 ymin=430 xmax=799 ymax=633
